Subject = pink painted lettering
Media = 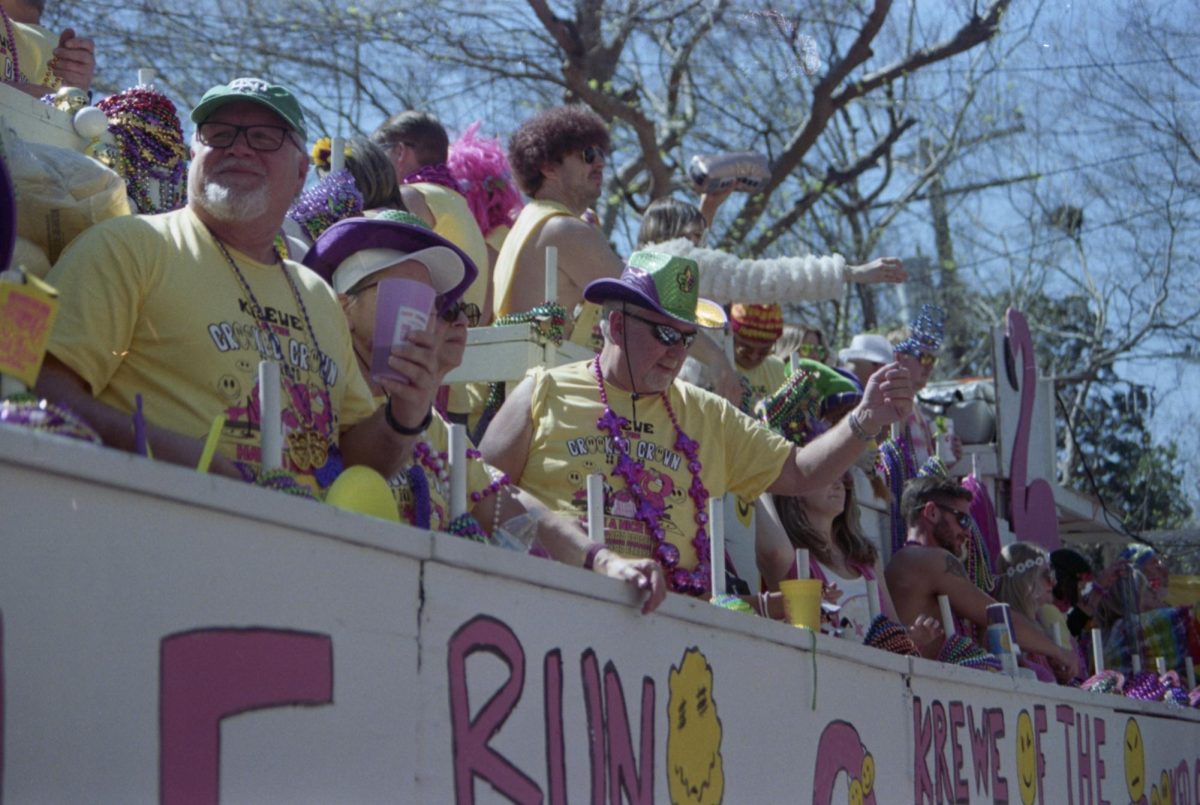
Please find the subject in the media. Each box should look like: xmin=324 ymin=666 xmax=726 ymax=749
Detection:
xmin=933 ymin=701 xmax=953 ymax=803
xmin=446 ymin=615 xmax=541 ymax=805
xmin=1056 ymin=705 xmax=1076 ymax=805
xmin=968 ymin=704 xmax=991 ymax=797
xmin=949 ymin=701 xmax=969 ymax=803
xmin=159 ymin=627 xmax=333 ymax=805
xmin=1094 ymin=717 xmax=1108 ymax=805
xmin=544 ymin=650 xmax=566 ymax=805
xmin=603 ymin=661 xmax=655 ymax=805
xmin=1076 ymin=713 xmax=1093 ymax=805
xmin=913 ymin=696 xmax=935 ymax=803
xmin=581 ymin=649 xmax=606 ymax=805
xmin=986 ymin=708 xmax=1008 ymax=803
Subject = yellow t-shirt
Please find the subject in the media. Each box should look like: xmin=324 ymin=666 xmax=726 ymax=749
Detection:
xmin=46 ymin=207 xmax=377 ymax=485
xmin=522 ymin=360 xmax=793 ymax=570
xmin=410 ymin=183 xmax=489 ymax=312
xmin=381 ymin=407 xmax=496 ymax=532
xmin=485 ymin=224 xmax=509 ymax=255
xmin=1 ymin=20 xmax=58 ymax=88
xmin=740 ymin=354 xmax=788 ymax=408
xmin=491 ymin=199 xmax=572 ymax=318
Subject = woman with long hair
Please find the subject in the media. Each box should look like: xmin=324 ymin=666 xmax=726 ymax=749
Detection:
xmin=766 ymin=476 xmax=895 ymax=640
xmin=994 ymin=542 xmax=1062 ymax=682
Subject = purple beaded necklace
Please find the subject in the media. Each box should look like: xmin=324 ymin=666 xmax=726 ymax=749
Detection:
xmin=592 ymin=355 xmax=712 ymax=596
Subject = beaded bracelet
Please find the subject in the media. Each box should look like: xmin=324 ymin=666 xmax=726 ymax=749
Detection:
xmin=384 ymin=398 xmax=432 ymax=436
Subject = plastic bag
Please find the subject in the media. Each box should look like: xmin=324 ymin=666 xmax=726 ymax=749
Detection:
xmin=9 ymin=136 xmax=131 ymax=264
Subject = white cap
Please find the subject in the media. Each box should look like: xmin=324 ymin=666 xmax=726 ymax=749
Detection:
xmin=838 ymin=333 xmax=894 ymax=365
xmin=332 ymin=246 xmax=464 ymax=295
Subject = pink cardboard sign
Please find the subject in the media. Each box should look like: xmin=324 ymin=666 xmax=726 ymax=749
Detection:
xmin=0 ymin=280 xmax=59 ymax=386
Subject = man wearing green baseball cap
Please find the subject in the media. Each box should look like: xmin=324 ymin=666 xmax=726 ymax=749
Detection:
xmin=481 ymin=249 xmax=915 ymax=602
xmin=38 ymin=77 xmax=447 ymax=489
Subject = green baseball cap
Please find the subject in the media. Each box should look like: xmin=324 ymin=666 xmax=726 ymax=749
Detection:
xmin=191 ymin=77 xmax=308 ymax=140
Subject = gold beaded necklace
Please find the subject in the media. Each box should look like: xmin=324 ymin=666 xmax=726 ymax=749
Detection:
xmin=208 ymin=227 xmax=334 ymax=475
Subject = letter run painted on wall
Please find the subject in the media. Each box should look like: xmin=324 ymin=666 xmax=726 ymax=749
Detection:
xmin=1 ymin=606 xmax=1195 ymax=801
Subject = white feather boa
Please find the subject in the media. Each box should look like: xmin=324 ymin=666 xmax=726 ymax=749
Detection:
xmin=654 ymin=238 xmax=846 ymax=305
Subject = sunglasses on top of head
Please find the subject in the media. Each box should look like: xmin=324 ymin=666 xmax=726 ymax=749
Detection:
xmin=581 ymin=145 xmax=606 ymax=164
xmin=623 ymin=310 xmax=696 ymax=348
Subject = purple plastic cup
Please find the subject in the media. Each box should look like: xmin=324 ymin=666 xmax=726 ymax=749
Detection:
xmin=371 ymin=278 xmax=435 ymax=384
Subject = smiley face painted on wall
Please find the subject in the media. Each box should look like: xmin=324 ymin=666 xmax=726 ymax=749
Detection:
xmin=1125 ymin=717 xmax=1147 ymax=805
xmin=812 ymin=720 xmax=876 ymax=805
xmin=1016 ymin=710 xmax=1037 ymax=805
xmin=667 ymin=648 xmax=724 ymax=804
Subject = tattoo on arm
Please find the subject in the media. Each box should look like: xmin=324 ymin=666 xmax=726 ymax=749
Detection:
xmin=943 ymin=554 xmax=968 ymax=580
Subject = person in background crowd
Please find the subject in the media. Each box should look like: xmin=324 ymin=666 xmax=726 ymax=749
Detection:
xmin=1119 ymin=543 xmax=1170 ymax=609
xmin=0 ymin=0 xmax=94 ymax=96
xmin=448 ymin=121 xmax=524 ymax=319
xmin=371 ymin=111 xmax=490 ymax=319
xmin=993 ymin=542 xmax=1063 ymax=682
xmin=284 ymin=136 xmax=409 ymax=255
xmin=493 ymin=104 xmax=622 ymax=348
xmin=838 ymin=333 xmax=894 ymax=388
xmin=639 ymin=195 xmax=906 ymax=310
xmin=885 ymin=476 xmax=1078 ymax=679
xmin=1049 ymin=548 xmax=1124 ymax=639
xmin=729 ymin=303 xmax=788 ymax=408
xmin=774 ymin=324 xmax=830 ymax=366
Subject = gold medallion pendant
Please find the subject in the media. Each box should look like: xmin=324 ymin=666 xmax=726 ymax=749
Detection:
xmin=287 ymin=427 xmax=329 ymax=473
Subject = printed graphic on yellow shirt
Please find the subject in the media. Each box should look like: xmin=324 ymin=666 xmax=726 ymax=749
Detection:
xmin=207 ymin=306 xmax=341 ymax=485
xmin=566 ymin=422 xmax=691 ymax=560
xmin=667 ymin=648 xmax=724 ymax=804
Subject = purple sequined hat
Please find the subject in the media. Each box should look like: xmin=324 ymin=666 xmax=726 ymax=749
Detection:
xmin=0 ymin=151 xmax=13 ymax=273
xmin=583 ymin=250 xmax=725 ymax=328
xmin=303 ymin=215 xmax=478 ymax=311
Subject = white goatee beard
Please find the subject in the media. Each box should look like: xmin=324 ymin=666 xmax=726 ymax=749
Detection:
xmin=194 ymin=179 xmax=270 ymax=222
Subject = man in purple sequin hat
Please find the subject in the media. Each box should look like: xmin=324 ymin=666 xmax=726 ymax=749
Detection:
xmin=481 ymin=249 xmax=916 ymax=602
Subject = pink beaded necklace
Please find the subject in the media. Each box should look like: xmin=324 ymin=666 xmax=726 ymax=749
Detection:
xmin=592 ymin=355 xmax=713 ymax=596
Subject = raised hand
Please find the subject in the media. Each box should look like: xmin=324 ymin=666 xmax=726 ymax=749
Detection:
xmin=847 ymin=257 xmax=906 ymax=285
xmin=51 ymin=29 xmax=96 ymax=90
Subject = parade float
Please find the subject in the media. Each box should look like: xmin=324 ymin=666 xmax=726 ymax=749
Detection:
xmin=1 ymin=80 xmax=1197 ymax=804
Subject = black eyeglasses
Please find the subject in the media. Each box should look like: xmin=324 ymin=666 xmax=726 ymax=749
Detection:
xmin=197 ymin=122 xmax=294 ymax=152
xmin=623 ymin=310 xmax=696 ymax=348
xmin=441 ymin=301 xmax=481 ymax=327
xmin=934 ymin=502 xmax=972 ymax=530
xmin=581 ymin=145 xmax=606 ymax=164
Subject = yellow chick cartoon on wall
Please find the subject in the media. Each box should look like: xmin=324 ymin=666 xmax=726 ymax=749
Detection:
xmin=667 ymin=648 xmax=724 ymax=804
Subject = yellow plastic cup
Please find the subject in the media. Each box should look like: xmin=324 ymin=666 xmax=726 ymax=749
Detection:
xmin=779 ymin=579 xmax=823 ymax=630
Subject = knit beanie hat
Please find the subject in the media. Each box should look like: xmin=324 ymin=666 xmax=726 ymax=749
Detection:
xmin=730 ymin=303 xmax=783 ymax=345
